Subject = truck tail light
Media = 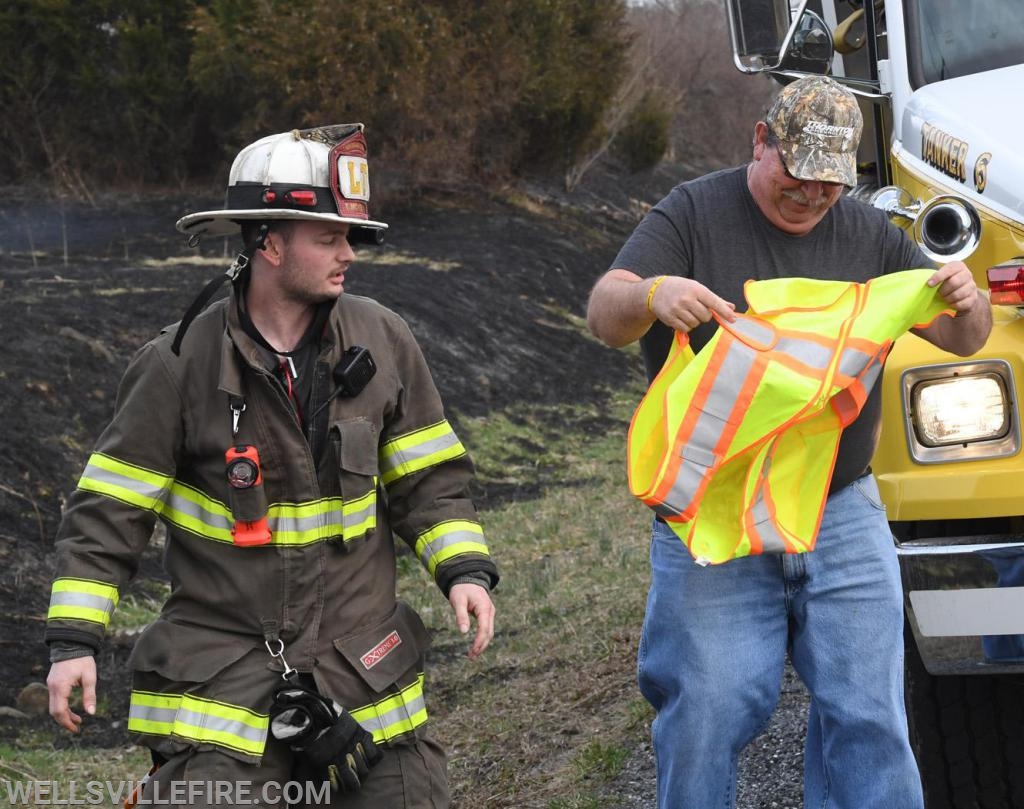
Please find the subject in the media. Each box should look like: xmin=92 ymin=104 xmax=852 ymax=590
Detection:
xmin=987 ymin=261 xmax=1024 ymax=305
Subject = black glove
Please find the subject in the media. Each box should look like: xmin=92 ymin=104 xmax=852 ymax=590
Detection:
xmin=303 ymin=709 xmax=382 ymax=793
xmin=269 ymin=684 xmax=382 ymax=794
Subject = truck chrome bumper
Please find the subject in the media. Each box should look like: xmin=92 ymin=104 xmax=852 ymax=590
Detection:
xmin=897 ymin=538 xmax=1024 ymax=675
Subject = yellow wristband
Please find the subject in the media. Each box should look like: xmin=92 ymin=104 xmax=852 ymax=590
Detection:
xmin=646 ymin=276 xmax=667 ymax=313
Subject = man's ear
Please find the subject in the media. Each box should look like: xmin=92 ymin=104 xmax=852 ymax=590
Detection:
xmin=260 ymin=229 xmax=287 ymax=267
xmin=752 ymin=122 xmax=769 ymax=160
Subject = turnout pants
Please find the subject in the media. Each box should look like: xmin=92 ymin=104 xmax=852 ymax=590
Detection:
xmin=140 ymin=732 xmax=449 ymax=809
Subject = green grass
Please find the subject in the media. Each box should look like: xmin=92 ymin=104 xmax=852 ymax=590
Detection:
xmin=7 ymin=376 xmax=654 ymax=808
xmin=107 ymin=579 xmax=169 ymax=635
xmin=0 ymin=743 xmax=151 ymax=808
xmin=573 ymin=741 xmax=631 ymax=780
xmin=399 ymin=382 xmax=654 ymax=807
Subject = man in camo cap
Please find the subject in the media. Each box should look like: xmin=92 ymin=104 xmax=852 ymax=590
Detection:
xmin=766 ymin=74 xmax=863 ymax=186
xmin=587 ymin=73 xmax=990 ymax=808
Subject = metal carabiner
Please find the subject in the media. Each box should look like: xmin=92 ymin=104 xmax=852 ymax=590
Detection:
xmin=231 ymin=400 xmax=246 ymax=436
xmin=264 ymin=638 xmax=298 ymax=681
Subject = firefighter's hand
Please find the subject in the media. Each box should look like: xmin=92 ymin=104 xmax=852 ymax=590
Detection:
xmin=47 ymin=656 xmax=97 ymax=733
xmin=448 ymin=583 xmax=494 ymax=660
xmin=928 ymin=261 xmax=981 ymax=315
xmin=649 ymin=276 xmax=736 ymax=333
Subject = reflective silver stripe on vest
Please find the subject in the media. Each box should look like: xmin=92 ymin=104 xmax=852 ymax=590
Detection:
xmin=658 ymin=323 xmax=845 ymax=518
xmin=859 ymin=357 xmax=883 ymax=391
xmin=777 ymin=338 xmax=832 ymax=370
xmin=748 ymin=455 xmax=788 ymax=554
xmin=839 ymin=346 xmax=874 ymax=378
xmin=657 ymin=338 xmax=758 ymax=515
xmin=730 ymin=317 xmax=775 ymax=347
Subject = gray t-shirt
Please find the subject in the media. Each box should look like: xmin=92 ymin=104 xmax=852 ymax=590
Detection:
xmin=612 ymin=165 xmax=933 ymax=492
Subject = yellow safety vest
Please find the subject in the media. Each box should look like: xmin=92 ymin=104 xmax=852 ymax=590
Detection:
xmin=628 ymin=270 xmax=952 ymax=565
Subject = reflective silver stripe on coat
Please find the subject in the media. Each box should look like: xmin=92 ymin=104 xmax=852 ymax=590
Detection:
xmin=353 ymin=691 xmax=427 ymax=738
xmin=47 ymin=578 xmax=120 ymax=626
xmin=175 ymin=706 xmax=267 ymax=745
xmin=128 ymin=691 xmax=268 ymax=756
xmin=48 ymin=591 xmax=113 ymax=613
xmin=380 ymin=432 xmax=464 ymax=485
xmin=78 ymin=457 xmax=169 ymax=509
xmin=416 ymin=522 xmax=487 ymax=574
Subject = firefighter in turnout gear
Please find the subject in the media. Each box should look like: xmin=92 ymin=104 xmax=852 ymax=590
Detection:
xmin=44 ymin=124 xmax=498 ymax=808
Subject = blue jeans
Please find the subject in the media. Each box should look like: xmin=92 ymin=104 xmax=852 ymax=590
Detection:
xmin=637 ymin=475 xmax=924 ymax=809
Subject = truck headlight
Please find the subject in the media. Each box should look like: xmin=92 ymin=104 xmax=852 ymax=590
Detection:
xmin=902 ymin=361 xmax=1020 ymax=463
xmin=914 ymin=375 xmax=1007 ymax=445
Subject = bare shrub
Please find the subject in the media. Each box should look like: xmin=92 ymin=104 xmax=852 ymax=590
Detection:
xmin=564 ymin=0 xmax=775 ymax=190
xmin=626 ymin=0 xmax=775 ymax=171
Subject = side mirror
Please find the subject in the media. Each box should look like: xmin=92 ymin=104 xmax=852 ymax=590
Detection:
xmin=780 ymin=11 xmax=834 ymax=73
xmin=725 ymin=0 xmax=809 ymax=73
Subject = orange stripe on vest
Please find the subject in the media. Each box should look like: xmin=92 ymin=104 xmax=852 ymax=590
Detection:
xmin=628 ymin=270 xmax=953 ymax=564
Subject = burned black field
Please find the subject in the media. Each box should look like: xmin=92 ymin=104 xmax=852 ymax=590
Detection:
xmin=0 ymin=181 xmax=645 ymax=720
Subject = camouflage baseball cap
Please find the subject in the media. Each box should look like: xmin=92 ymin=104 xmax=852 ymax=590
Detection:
xmin=765 ymin=75 xmax=863 ymax=187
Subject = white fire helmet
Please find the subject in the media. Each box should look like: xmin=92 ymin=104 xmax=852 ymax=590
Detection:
xmin=175 ymin=123 xmax=387 ymax=242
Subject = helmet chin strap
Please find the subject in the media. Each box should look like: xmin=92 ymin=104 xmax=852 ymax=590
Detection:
xmin=171 ymin=224 xmax=270 ymax=356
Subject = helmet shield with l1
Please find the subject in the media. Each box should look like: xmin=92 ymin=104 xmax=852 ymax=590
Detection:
xmin=176 ymin=124 xmax=387 ymax=243
xmin=170 ymin=124 xmax=388 ymax=355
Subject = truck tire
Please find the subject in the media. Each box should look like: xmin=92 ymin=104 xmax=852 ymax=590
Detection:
xmin=903 ymin=623 xmax=1024 ymax=808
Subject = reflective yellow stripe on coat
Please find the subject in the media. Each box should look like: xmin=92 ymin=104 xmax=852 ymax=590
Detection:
xmin=628 ymin=271 xmax=953 ymax=565
xmin=128 ymin=690 xmax=269 ymax=757
xmin=415 ymin=520 xmax=488 ymax=575
xmin=350 ymin=673 xmax=428 ymax=743
xmin=75 ymin=454 xmax=376 ymax=545
xmin=379 ymin=420 xmax=466 ymax=486
xmin=47 ymin=578 xmax=119 ymax=626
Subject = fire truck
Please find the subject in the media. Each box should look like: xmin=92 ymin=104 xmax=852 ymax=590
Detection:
xmin=723 ymin=1 xmax=1024 ymax=805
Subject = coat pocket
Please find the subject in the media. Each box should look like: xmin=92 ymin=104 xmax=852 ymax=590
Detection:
xmin=330 ymin=418 xmax=380 ymax=543
xmin=333 ymin=601 xmax=431 ymax=693
xmin=330 ymin=602 xmax=433 ymax=744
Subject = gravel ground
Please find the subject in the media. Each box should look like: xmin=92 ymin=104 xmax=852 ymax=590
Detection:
xmin=606 ymin=664 xmax=810 ymax=809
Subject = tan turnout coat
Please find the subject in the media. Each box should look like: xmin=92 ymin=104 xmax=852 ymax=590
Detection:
xmin=46 ymin=290 xmax=497 ymax=763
